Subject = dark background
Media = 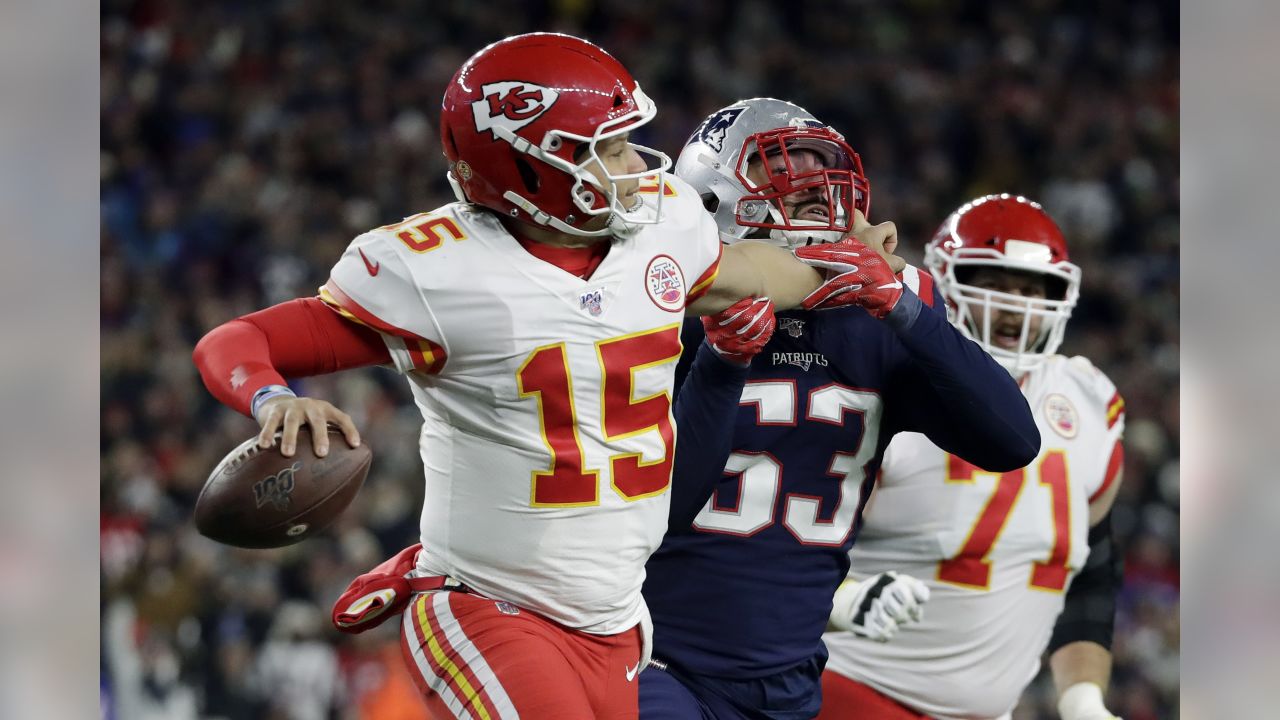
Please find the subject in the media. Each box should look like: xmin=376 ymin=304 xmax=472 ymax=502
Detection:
xmin=99 ymin=1 xmax=1178 ymax=718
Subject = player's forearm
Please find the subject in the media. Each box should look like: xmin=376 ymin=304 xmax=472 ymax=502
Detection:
xmin=668 ymin=341 xmax=750 ymax=533
xmin=1050 ymin=641 xmax=1113 ymax=696
xmin=692 ymin=242 xmax=822 ymax=314
xmin=741 ymin=242 xmax=823 ymax=310
xmin=1051 ymin=642 xmax=1120 ymax=719
xmin=193 ymin=297 xmax=390 ymax=416
xmin=194 ymin=318 xmax=289 ymax=417
xmin=896 ymin=300 xmax=1039 ymax=471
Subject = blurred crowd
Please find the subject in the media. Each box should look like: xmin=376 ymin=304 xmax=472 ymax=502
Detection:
xmin=100 ymin=0 xmax=1179 ymax=718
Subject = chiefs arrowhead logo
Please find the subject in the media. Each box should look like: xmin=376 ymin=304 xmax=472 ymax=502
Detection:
xmin=472 ymin=81 xmax=559 ymax=139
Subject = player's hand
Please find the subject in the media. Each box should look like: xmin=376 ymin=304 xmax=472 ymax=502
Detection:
xmin=842 ymin=216 xmax=906 ymax=274
xmin=702 ymin=297 xmax=776 ymax=366
xmin=829 ymin=571 xmax=930 ymax=643
xmin=794 ymin=237 xmax=904 ymax=317
xmin=256 ymin=396 xmax=361 ymax=458
xmin=1058 ymin=682 xmax=1122 ymax=720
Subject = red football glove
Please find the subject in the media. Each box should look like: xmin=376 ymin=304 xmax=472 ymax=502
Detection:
xmin=794 ymin=237 xmax=904 ymax=317
xmin=702 ymin=296 xmax=776 ymax=366
xmin=331 ymin=543 xmax=421 ymax=634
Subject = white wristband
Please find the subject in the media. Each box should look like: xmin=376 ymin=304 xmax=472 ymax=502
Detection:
xmin=251 ymin=384 xmax=296 ymax=422
xmin=1058 ymin=682 xmax=1113 ymax=720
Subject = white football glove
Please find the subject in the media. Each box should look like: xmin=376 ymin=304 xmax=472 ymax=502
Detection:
xmin=828 ymin=571 xmax=930 ymax=642
xmin=1058 ymin=682 xmax=1122 ymax=720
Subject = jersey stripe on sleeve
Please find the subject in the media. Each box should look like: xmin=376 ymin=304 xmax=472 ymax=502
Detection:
xmin=1105 ymin=392 xmax=1125 ymax=429
xmin=686 ymin=244 xmax=724 ymax=305
xmin=1089 ymin=440 xmax=1125 ymax=504
xmin=320 ymin=281 xmax=447 ymax=374
xmin=915 ymin=267 xmax=935 ymax=307
xmin=898 ymin=265 xmax=935 ymax=307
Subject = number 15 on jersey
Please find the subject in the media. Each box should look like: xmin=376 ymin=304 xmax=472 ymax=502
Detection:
xmin=516 ymin=325 xmax=682 ymax=507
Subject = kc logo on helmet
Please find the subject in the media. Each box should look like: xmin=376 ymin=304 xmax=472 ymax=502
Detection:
xmin=472 ymin=81 xmax=560 ymax=139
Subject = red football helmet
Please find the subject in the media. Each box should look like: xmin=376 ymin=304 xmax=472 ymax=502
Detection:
xmin=439 ymin=33 xmax=671 ymax=237
xmin=924 ymin=194 xmax=1081 ymax=373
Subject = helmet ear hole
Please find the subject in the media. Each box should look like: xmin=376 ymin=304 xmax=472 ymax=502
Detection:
xmin=700 ymin=193 xmax=720 ymax=213
xmin=612 ymin=93 xmax=624 ymax=108
xmin=513 ymin=157 xmax=541 ymax=194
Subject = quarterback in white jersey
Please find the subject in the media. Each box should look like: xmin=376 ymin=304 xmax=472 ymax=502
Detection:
xmin=194 ymin=33 xmax=899 ymax=720
xmin=820 ymin=195 xmax=1127 ymax=720
xmin=319 ymin=181 xmax=729 ymax=634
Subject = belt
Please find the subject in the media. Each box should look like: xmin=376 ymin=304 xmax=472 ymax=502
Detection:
xmin=407 ymin=575 xmax=471 ymax=594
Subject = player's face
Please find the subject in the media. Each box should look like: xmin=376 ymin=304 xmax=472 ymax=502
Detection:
xmin=582 ymin=134 xmax=647 ymax=209
xmin=745 ymin=148 xmax=830 ymax=223
xmin=966 ymin=267 xmax=1049 ymax=349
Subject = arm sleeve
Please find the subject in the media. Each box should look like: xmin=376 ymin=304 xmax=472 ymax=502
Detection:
xmin=668 ymin=340 xmax=750 ymax=533
xmin=884 ymin=285 xmax=1040 ymax=472
xmin=192 ymin=297 xmax=391 ymax=416
xmin=1048 ymin=511 xmax=1122 ymax=652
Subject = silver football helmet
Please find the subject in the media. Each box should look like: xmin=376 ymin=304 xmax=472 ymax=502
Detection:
xmin=675 ymin=97 xmax=870 ymax=249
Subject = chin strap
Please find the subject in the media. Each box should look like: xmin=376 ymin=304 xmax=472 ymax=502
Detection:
xmin=764 ymin=208 xmax=844 ymax=249
xmin=607 ymin=195 xmax=661 ymax=239
xmin=769 ymin=224 xmax=843 ymax=248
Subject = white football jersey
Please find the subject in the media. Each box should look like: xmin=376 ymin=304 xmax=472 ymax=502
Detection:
xmin=320 ymin=177 xmax=721 ymax=634
xmin=823 ymin=355 xmax=1125 ymax=719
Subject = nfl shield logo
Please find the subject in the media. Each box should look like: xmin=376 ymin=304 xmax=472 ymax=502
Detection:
xmin=779 ymin=318 xmax=805 ymax=338
xmin=494 ymin=601 xmax=520 ymax=616
xmin=580 ymin=288 xmax=604 ymax=316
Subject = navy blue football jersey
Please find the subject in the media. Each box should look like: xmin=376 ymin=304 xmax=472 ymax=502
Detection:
xmin=647 ymin=282 xmax=1038 ymax=679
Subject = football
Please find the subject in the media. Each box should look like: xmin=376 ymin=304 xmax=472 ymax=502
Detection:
xmin=194 ymin=428 xmax=372 ymax=549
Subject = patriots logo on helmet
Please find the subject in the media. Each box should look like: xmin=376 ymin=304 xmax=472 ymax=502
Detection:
xmin=472 ymin=81 xmax=560 ymax=139
xmin=689 ymin=106 xmax=745 ymax=152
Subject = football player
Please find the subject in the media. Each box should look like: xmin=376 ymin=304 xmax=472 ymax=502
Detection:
xmin=192 ymin=34 xmax=888 ymax=720
xmin=818 ymin=195 xmax=1125 ymax=720
xmin=638 ymin=99 xmax=1041 ymax=719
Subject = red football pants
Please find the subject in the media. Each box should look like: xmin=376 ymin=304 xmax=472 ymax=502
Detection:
xmin=817 ymin=671 xmax=933 ymax=720
xmin=400 ymin=590 xmax=644 ymax=719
